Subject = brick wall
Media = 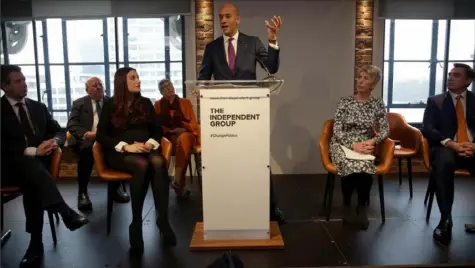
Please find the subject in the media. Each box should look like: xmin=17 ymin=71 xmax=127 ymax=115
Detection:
xmin=195 ymin=0 xmax=214 ymax=122
xmin=354 ymin=0 xmax=374 ymax=94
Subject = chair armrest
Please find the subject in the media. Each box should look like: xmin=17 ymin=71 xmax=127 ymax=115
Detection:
xmin=49 ymin=147 xmax=62 ymax=179
xmin=161 ymin=137 xmax=173 ymax=169
xmin=421 ymin=137 xmax=431 ymax=171
xmin=376 ymin=138 xmax=395 ymax=175
xmin=92 ymin=142 xmax=107 ymax=176
xmin=319 ymin=120 xmax=337 ymax=174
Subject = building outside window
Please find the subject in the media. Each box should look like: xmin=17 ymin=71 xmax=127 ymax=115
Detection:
xmin=383 ymin=19 xmax=475 ymax=124
xmin=1 ymin=16 xmax=185 ymax=127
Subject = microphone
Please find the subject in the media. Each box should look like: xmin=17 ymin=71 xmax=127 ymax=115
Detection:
xmin=256 ymin=57 xmax=275 ymax=80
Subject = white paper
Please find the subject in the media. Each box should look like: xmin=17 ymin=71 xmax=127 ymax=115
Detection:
xmin=341 ymin=145 xmax=375 ymax=161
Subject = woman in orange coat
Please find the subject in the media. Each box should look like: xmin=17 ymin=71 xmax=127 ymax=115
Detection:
xmin=154 ymin=79 xmax=200 ymax=197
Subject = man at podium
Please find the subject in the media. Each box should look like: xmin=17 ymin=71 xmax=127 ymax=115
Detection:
xmin=197 ymin=3 xmax=285 ymax=225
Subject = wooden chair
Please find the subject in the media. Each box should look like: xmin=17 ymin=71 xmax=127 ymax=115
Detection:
xmin=1 ymin=148 xmax=63 ymax=247
xmin=421 ymin=137 xmax=471 ymax=221
xmin=387 ymin=112 xmax=423 ymax=198
xmin=187 ymin=145 xmax=202 ymax=192
xmin=92 ymin=138 xmax=173 ymax=235
xmin=186 ymin=124 xmax=202 ymax=191
xmin=319 ymin=120 xmax=395 ymax=222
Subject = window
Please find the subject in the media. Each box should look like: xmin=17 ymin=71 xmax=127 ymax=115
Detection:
xmin=383 ymin=19 xmax=475 ymax=123
xmin=1 ymin=16 xmax=185 ymax=127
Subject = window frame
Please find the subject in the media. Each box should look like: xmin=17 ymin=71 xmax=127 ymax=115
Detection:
xmin=1 ymin=16 xmax=186 ymax=127
xmin=383 ymin=19 xmax=475 ymax=125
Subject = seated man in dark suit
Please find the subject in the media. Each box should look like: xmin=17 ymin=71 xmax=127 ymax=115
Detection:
xmin=67 ymin=77 xmax=130 ymax=211
xmin=197 ymin=3 xmax=285 ymax=225
xmin=1 ymin=65 xmax=89 ymax=267
xmin=422 ymin=63 xmax=475 ymax=245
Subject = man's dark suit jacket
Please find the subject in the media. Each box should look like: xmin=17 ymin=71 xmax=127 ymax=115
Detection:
xmin=198 ymin=32 xmax=280 ymax=80
xmin=1 ymin=95 xmax=65 ymax=181
xmin=422 ymin=90 xmax=475 ymax=148
xmin=67 ymin=95 xmax=109 ymax=149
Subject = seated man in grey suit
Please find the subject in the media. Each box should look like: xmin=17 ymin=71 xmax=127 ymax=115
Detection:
xmin=67 ymin=77 xmax=130 ymax=211
xmin=197 ymin=3 xmax=285 ymax=225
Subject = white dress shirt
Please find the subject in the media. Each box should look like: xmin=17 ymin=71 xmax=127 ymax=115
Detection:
xmin=222 ymin=31 xmax=279 ymax=65
xmin=441 ymin=90 xmax=474 ymax=146
xmin=91 ymin=98 xmax=102 ymax=133
xmin=6 ymin=96 xmax=38 ymax=156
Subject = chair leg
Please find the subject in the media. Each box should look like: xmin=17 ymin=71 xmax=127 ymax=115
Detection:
xmin=48 ymin=211 xmax=57 ymax=245
xmin=426 ymin=178 xmax=435 ymax=222
xmin=106 ymin=182 xmax=115 ymax=236
xmin=195 ymin=153 xmax=202 ymax=193
xmin=407 ymin=157 xmax=413 ymax=199
xmin=424 ymin=178 xmax=432 ymax=205
xmin=378 ymin=175 xmax=385 ymax=223
xmin=1 ymin=229 xmax=12 ymax=248
xmin=322 ymin=173 xmax=330 ymax=209
xmin=1 ymin=201 xmax=12 ymax=247
xmin=398 ymin=158 xmax=402 ymax=185
xmin=189 ymin=157 xmax=194 ymax=185
xmin=1 ymin=202 xmax=4 ymax=231
xmin=325 ymin=173 xmax=335 ymax=221
xmin=54 ymin=212 xmax=60 ymax=223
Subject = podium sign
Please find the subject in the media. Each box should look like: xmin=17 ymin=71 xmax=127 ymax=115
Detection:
xmin=187 ymin=80 xmax=285 ymax=250
xmin=201 ymin=87 xmax=270 ymax=240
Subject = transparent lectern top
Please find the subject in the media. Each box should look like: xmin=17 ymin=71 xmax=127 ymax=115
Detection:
xmin=186 ymin=79 xmax=284 ymax=96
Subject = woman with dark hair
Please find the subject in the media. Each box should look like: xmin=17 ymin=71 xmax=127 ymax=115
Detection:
xmin=96 ymin=67 xmax=176 ymax=253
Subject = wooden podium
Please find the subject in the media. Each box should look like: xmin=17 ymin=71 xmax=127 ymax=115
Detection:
xmin=186 ymin=80 xmax=285 ymax=251
xmin=190 ymin=222 xmax=284 ymax=251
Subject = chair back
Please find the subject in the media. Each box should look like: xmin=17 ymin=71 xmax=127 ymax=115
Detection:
xmin=49 ymin=148 xmax=62 ymax=179
xmin=387 ymin=112 xmax=421 ymax=149
xmin=92 ymin=142 xmax=107 ymax=177
xmin=421 ymin=137 xmax=432 ymax=171
xmin=319 ymin=120 xmax=335 ymax=173
xmin=387 ymin=112 xmax=407 ymax=141
xmin=66 ymin=131 xmax=72 ymax=142
xmin=160 ymin=137 xmax=173 ymax=169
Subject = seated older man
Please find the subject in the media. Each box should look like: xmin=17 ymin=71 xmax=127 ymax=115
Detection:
xmin=67 ymin=77 xmax=130 ymax=210
xmin=154 ymin=79 xmax=200 ymax=197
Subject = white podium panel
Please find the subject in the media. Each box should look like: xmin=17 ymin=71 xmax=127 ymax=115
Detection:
xmin=200 ymin=87 xmax=270 ymax=240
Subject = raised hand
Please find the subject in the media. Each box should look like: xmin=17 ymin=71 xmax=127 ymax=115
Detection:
xmin=265 ymin=15 xmax=282 ymax=42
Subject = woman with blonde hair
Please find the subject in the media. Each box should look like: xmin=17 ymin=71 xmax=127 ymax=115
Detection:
xmin=329 ymin=65 xmax=389 ymax=230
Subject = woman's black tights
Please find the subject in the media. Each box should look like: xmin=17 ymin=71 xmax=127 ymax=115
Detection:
xmin=341 ymin=173 xmax=373 ymax=207
xmin=120 ymin=151 xmax=169 ymax=223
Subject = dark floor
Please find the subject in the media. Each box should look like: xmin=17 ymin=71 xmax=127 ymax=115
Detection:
xmin=1 ymin=174 xmax=475 ymax=268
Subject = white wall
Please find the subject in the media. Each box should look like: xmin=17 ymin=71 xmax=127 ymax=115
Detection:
xmin=207 ymin=0 xmax=356 ymax=174
xmin=184 ymin=0 xmax=361 ymax=174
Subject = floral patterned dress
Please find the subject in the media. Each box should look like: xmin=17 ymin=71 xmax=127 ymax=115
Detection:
xmin=329 ymin=95 xmax=389 ymax=177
